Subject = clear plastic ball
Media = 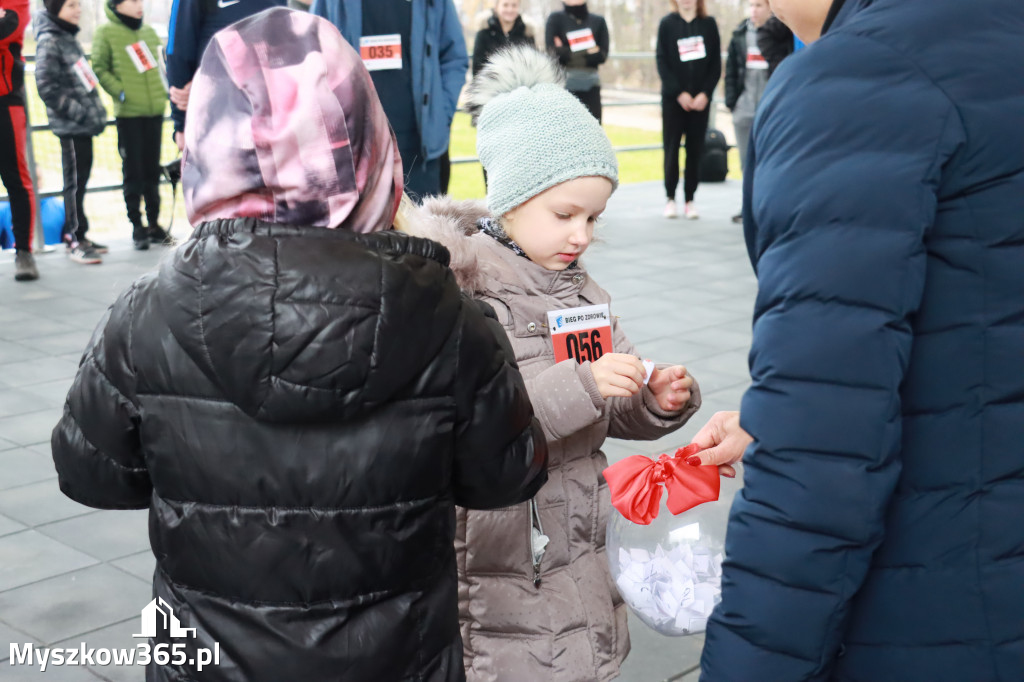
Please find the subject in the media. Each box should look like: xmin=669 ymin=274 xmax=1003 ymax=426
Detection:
xmin=606 ymin=479 xmax=735 ymax=636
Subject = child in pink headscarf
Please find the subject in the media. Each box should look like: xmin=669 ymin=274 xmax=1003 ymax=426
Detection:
xmin=51 ymin=9 xmax=547 ymax=681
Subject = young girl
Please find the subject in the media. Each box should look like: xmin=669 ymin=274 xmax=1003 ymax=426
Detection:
xmin=34 ymin=0 xmax=108 ymax=264
xmin=415 ymin=46 xmax=702 ymax=682
xmin=656 ymin=0 xmax=721 ymax=219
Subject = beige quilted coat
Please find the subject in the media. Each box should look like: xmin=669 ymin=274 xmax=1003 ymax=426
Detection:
xmin=413 ymin=199 xmax=702 ymax=682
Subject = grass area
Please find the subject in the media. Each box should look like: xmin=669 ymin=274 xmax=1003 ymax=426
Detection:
xmin=14 ymin=98 xmax=740 ymax=243
xmin=447 ymin=111 xmax=742 ymax=201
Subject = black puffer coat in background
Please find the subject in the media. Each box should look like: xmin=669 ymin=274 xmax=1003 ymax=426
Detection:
xmin=51 ymin=218 xmax=548 ymax=682
xmin=472 ymin=13 xmax=536 ymax=77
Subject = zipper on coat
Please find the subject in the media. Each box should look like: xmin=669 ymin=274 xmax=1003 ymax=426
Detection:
xmin=529 ymin=498 xmax=548 ymax=588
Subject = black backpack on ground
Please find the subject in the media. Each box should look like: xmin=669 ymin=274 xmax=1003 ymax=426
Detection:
xmin=700 ymin=128 xmax=729 ymax=182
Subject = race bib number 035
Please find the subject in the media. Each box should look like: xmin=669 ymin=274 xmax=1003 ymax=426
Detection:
xmin=547 ymin=303 xmax=613 ymax=364
xmin=360 ymin=34 xmax=402 ymax=71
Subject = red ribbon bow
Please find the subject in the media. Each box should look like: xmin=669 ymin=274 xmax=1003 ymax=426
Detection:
xmin=603 ymin=444 xmax=721 ymax=525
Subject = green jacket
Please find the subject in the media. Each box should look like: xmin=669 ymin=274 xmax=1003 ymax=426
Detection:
xmin=92 ymin=5 xmax=166 ymax=118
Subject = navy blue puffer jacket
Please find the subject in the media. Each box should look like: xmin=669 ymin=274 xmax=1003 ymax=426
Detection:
xmin=701 ymin=1 xmax=1024 ymax=680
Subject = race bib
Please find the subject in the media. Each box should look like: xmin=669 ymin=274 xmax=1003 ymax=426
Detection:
xmin=359 ymin=34 xmax=402 ymax=71
xmin=72 ymin=57 xmax=98 ymax=92
xmin=547 ymin=303 xmax=613 ymax=365
xmin=746 ymin=45 xmax=767 ymax=70
xmin=677 ymin=36 xmax=707 ymax=62
xmin=566 ymin=27 xmax=596 ymax=52
xmin=126 ymin=41 xmax=158 ymax=73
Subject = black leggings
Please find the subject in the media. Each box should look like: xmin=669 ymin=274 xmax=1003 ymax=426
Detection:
xmin=571 ymin=86 xmax=602 ymax=123
xmin=662 ymin=94 xmax=709 ymax=202
xmin=117 ymin=116 xmax=163 ymax=228
xmin=59 ymin=134 xmax=93 ymax=243
xmin=0 ymin=102 xmax=36 ymax=252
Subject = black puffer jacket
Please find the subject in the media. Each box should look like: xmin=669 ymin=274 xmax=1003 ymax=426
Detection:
xmin=724 ymin=19 xmax=750 ymax=110
xmin=33 ymin=11 xmax=106 ymax=137
xmin=472 ymin=13 xmax=536 ymax=76
xmin=51 ymin=219 xmax=548 ymax=682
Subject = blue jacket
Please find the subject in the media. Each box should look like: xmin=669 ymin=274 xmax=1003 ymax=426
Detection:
xmin=309 ymin=0 xmax=467 ymax=161
xmin=701 ymin=1 xmax=1024 ymax=680
xmin=166 ymin=0 xmax=284 ymax=132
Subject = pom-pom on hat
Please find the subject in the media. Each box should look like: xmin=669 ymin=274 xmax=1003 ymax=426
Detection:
xmin=465 ymin=46 xmax=618 ymax=218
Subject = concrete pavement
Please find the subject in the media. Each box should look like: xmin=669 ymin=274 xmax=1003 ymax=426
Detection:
xmin=0 ymin=178 xmax=755 ymax=681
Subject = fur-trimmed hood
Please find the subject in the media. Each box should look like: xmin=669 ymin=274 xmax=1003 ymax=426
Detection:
xmin=406 ymin=196 xmax=493 ymax=293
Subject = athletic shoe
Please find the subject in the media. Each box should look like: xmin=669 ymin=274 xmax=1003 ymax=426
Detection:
xmin=685 ymin=202 xmax=700 ymax=220
xmin=69 ymin=244 xmax=102 ymax=265
xmin=14 ymin=251 xmax=39 ymax=281
xmin=79 ymin=238 xmax=108 ymax=254
xmin=663 ymin=199 xmax=678 ymax=219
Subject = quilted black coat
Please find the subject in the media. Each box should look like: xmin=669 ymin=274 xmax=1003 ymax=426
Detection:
xmin=52 ymin=219 xmax=548 ymax=681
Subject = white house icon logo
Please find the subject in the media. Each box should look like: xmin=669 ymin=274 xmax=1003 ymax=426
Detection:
xmin=133 ymin=598 xmax=197 ymax=638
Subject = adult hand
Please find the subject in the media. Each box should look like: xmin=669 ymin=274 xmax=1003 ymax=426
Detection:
xmin=677 ymin=92 xmax=694 ymax=110
xmin=553 ymin=36 xmax=563 ymax=48
xmin=687 ymin=410 xmax=752 ymax=478
xmin=587 ymin=46 xmax=600 ymax=54
xmin=174 ymin=131 xmax=185 ymax=152
xmin=590 ymin=353 xmax=646 ymax=399
xmin=169 ymin=81 xmax=191 ymax=111
xmin=692 ymin=92 xmax=709 ymax=111
xmin=0 ymin=9 xmax=7 ymax=19
xmin=647 ymin=365 xmax=693 ymax=413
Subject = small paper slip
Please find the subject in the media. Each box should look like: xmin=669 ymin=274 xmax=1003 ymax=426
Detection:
xmin=547 ymin=303 xmax=612 ymax=364
xmin=72 ymin=57 xmax=99 ymax=92
xmin=566 ymin=27 xmax=596 ymax=52
xmin=642 ymin=359 xmax=655 ymax=385
xmin=126 ymin=41 xmax=158 ymax=73
xmin=360 ymin=34 xmax=402 ymax=71
xmin=746 ymin=45 xmax=768 ymax=70
xmin=677 ymin=36 xmax=707 ymax=62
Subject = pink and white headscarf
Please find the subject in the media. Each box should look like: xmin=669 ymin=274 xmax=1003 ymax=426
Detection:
xmin=182 ymin=8 xmax=402 ymax=233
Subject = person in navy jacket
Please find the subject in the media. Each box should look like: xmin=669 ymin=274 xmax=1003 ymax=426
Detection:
xmin=165 ymin=0 xmax=284 ymax=150
xmin=310 ymin=0 xmax=467 ymax=200
xmin=687 ymin=0 xmax=1024 ymax=680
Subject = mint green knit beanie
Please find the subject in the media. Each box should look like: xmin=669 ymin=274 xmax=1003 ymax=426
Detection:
xmin=465 ymin=46 xmax=619 ymax=217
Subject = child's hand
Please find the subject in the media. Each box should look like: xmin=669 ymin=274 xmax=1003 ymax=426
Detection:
xmin=590 ymin=353 xmax=646 ymax=399
xmin=647 ymin=365 xmax=693 ymax=412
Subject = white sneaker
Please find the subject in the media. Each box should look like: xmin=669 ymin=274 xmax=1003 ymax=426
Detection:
xmin=663 ymin=200 xmax=678 ymax=219
xmin=685 ymin=202 xmax=700 ymax=220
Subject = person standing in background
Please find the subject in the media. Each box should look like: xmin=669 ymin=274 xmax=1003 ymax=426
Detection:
xmin=545 ymin=0 xmax=608 ymax=122
xmin=473 ymin=0 xmax=535 ymax=77
xmin=311 ymin=0 xmax=467 ymax=201
xmin=724 ymin=0 xmax=770 ymax=223
xmin=34 ymin=0 xmax=108 ymax=265
xmin=0 ymin=0 xmax=38 ymax=280
xmin=165 ymin=0 xmax=283 ymax=152
xmin=93 ymin=0 xmax=170 ymax=251
xmin=656 ymin=0 xmax=720 ymax=220
xmin=756 ymin=14 xmax=794 ymax=77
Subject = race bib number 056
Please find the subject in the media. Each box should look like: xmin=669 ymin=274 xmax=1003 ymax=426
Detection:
xmin=547 ymin=303 xmax=613 ymax=364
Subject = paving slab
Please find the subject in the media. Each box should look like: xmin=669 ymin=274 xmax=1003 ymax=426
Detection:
xmin=0 ymin=179 xmax=758 ymax=681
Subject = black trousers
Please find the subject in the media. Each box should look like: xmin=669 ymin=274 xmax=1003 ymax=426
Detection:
xmin=117 ymin=116 xmax=163 ymax=228
xmin=0 ymin=101 xmax=36 ymax=252
xmin=571 ymin=86 xmax=602 ymax=123
xmin=59 ymin=134 xmax=94 ymax=243
xmin=662 ymin=95 xmax=709 ymax=202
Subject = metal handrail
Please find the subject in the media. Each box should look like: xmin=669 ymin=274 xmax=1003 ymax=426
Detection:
xmin=4 ymin=51 xmax=716 ymax=249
